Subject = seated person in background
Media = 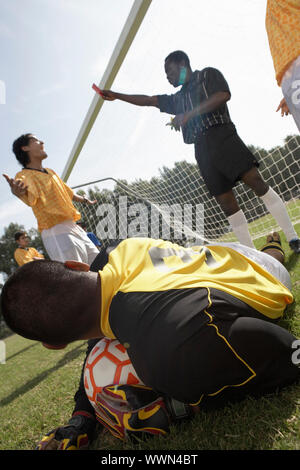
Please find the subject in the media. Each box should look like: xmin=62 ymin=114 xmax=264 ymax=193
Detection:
xmin=14 ymin=231 xmax=44 ymax=267
xmin=2 ymin=235 xmax=299 ymax=449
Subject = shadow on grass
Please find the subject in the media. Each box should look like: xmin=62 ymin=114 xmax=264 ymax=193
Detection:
xmin=5 ymin=341 xmax=39 ymax=362
xmin=0 ymin=343 xmax=86 ymax=408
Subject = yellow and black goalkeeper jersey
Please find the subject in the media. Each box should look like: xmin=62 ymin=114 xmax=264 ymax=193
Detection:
xmin=99 ymin=238 xmax=293 ymax=339
xmin=97 ymin=238 xmax=294 ymax=403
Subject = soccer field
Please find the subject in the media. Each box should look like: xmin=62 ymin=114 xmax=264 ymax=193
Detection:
xmin=0 ymin=225 xmax=300 ymax=451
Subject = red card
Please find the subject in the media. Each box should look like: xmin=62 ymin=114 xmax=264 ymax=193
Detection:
xmin=92 ymin=83 xmax=104 ymax=98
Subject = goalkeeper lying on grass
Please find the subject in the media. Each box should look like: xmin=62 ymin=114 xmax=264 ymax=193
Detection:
xmin=1 ymin=234 xmax=299 ymax=449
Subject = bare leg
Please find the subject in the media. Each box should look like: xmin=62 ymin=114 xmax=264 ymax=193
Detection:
xmin=240 ymin=167 xmax=269 ymax=197
xmin=214 ymin=189 xmax=240 ymax=217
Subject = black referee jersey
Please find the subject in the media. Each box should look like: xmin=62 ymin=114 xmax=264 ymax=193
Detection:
xmin=157 ymin=67 xmax=232 ymax=144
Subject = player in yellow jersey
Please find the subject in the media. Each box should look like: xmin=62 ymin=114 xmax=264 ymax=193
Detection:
xmin=266 ymin=0 xmax=300 ymax=133
xmin=2 ymin=237 xmax=300 ymax=418
xmin=34 ymin=234 xmax=289 ymax=449
xmin=14 ymin=231 xmax=44 ymax=267
xmin=3 ymin=134 xmax=99 ymax=264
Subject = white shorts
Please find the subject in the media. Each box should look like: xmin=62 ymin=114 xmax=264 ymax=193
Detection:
xmin=207 ymin=242 xmax=292 ymax=291
xmin=41 ymin=220 xmax=99 ymax=265
xmin=281 ymin=55 xmax=300 ymax=132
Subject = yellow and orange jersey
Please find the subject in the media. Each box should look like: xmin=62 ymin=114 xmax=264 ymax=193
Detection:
xmin=14 ymin=246 xmax=44 ymax=266
xmin=15 ymin=168 xmax=81 ymax=232
xmin=266 ymin=0 xmax=300 ymax=85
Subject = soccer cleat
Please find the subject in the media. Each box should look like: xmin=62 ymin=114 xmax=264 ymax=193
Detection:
xmin=289 ymin=238 xmax=300 ymax=254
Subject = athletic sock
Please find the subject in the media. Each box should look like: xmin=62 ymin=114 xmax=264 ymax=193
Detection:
xmin=227 ymin=209 xmax=255 ymax=248
xmin=260 ymin=187 xmax=298 ymax=242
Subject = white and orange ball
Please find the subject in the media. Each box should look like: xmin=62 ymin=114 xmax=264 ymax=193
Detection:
xmin=84 ymin=338 xmax=143 ymax=408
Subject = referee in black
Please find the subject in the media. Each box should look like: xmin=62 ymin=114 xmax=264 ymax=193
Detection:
xmin=100 ymin=50 xmax=300 ymax=254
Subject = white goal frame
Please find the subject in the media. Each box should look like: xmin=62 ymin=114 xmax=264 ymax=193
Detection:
xmin=61 ymin=0 xmax=152 ymax=182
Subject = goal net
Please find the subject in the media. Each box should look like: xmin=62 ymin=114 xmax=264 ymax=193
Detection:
xmin=64 ymin=0 xmax=300 ymax=249
xmin=73 ymin=134 xmax=300 ymax=248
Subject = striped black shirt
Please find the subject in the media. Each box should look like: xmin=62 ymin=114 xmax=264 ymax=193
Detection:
xmin=157 ymin=67 xmax=232 ymax=144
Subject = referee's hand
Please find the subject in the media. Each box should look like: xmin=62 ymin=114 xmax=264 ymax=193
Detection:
xmin=100 ymin=90 xmax=116 ymax=101
xmin=172 ymin=113 xmax=189 ymax=131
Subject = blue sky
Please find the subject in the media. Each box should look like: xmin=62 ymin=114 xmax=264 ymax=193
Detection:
xmin=0 ymin=0 xmax=298 ymax=238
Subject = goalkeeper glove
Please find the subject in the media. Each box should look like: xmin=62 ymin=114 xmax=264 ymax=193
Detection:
xmin=35 ymin=412 xmax=97 ymax=450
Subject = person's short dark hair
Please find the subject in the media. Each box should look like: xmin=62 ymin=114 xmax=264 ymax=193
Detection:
xmin=1 ymin=260 xmax=91 ymax=345
xmin=165 ymin=50 xmax=190 ymax=68
xmin=12 ymin=133 xmax=33 ymax=167
xmin=14 ymin=231 xmax=26 ymax=241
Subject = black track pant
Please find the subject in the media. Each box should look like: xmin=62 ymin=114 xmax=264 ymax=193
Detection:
xmin=199 ymin=316 xmax=300 ymax=409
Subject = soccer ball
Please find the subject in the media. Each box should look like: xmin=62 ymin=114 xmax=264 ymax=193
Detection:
xmin=84 ymin=338 xmax=143 ymax=407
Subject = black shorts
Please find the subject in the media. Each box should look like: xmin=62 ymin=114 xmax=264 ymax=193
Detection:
xmin=194 ymin=123 xmax=259 ymax=196
xmin=109 ymin=287 xmax=299 ymax=404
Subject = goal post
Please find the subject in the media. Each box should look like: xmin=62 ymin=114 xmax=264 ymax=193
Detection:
xmin=61 ymin=0 xmax=152 ymax=183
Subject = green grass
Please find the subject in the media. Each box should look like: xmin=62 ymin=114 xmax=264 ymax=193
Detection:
xmin=0 ymin=224 xmax=300 ymax=451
